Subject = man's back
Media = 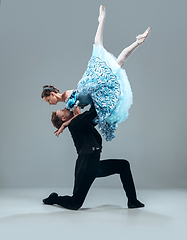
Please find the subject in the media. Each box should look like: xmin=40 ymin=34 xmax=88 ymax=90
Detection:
xmin=68 ymin=105 xmax=102 ymax=155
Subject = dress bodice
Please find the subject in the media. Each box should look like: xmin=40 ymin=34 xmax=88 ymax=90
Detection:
xmin=77 ymin=91 xmax=92 ymax=106
xmin=65 ymin=90 xmax=92 ymax=110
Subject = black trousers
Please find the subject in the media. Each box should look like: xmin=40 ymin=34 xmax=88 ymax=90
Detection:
xmin=56 ymin=150 xmax=137 ymax=210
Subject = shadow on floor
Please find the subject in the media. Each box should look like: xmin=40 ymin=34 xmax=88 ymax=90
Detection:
xmin=0 ymin=204 xmax=172 ymax=226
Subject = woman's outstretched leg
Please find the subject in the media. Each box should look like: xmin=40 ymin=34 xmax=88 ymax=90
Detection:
xmin=116 ymin=27 xmax=151 ymax=67
xmin=94 ymin=5 xmax=106 ymax=46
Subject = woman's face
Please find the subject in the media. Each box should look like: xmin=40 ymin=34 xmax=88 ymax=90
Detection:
xmin=43 ymin=92 xmax=58 ymax=105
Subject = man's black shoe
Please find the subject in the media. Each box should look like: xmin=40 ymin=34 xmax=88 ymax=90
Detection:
xmin=128 ymin=199 xmax=145 ymax=209
xmin=43 ymin=192 xmax=58 ymax=205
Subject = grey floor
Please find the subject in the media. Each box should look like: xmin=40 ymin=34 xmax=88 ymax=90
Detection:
xmin=0 ymin=187 xmax=186 ymax=240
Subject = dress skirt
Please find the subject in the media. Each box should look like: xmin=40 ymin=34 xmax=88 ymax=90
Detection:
xmin=67 ymin=44 xmax=133 ymax=141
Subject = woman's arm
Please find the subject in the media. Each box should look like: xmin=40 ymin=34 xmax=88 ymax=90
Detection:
xmin=73 ymin=106 xmax=81 ymax=115
xmin=63 ymin=106 xmax=81 ymax=128
xmin=55 ymin=106 xmax=81 ymax=137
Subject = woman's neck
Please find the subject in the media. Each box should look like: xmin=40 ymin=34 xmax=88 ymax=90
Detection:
xmin=61 ymin=90 xmax=72 ymax=102
xmin=55 ymin=93 xmax=64 ymax=102
xmin=55 ymin=90 xmax=72 ymax=103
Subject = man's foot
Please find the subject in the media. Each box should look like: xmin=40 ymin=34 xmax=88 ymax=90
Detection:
xmin=98 ymin=5 xmax=106 ymax=23
xmin=128 ymin=199 xmax=145 ymax=209
xmin=136 ymin=27 xmax=151 ymax=45
xmin=43 ymin=192 xmax=58 ymax=205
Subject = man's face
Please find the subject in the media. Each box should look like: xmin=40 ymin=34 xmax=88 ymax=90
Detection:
xmin=56 ymin=108 xmax=72 ymax=121
xmin=43 ymin=92 xmax=58 ymax=105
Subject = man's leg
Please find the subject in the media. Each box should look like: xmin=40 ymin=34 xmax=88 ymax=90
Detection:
xmin=97 ymin=159 xmax=144 ymax=208
xmin=43 ymin=151 xmax=100 ymax=210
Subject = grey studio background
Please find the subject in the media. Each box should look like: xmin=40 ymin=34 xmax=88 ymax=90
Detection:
xmin=0 ymin=0 xmax=186 ymax=188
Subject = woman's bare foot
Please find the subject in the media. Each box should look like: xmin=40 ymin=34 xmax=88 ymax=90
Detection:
xmin=136 ymin=27 xmax=151 ymax=45
xmin=98 ymin=5 xmax=106 ymax=23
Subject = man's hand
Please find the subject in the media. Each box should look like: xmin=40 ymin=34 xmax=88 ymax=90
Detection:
xmin=54 ymin=124 xmax=66 ymax=137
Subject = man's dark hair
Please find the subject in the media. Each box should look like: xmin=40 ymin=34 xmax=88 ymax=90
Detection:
xmin=51 ymin=111 xmax=65 ymax=129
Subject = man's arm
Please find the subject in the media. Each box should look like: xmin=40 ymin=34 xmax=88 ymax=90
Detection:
xmin=55 ymin=104 xmax=97 ymax=137
xmin=69 ymin=104 xmax=97 ymax=129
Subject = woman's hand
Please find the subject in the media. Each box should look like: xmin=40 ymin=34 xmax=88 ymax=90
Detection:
xmin=54 ymin=109 xmax=80 ymax=137
xmin=54 ymin=124 xmax=66 ymax=137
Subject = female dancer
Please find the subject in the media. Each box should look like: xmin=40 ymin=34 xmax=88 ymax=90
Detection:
xmin=41 ymin=5 xmax=151 ymax=141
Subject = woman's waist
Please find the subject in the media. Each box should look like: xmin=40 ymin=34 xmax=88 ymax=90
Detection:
xmin=77 ymin=91 xmax=92 ymax=105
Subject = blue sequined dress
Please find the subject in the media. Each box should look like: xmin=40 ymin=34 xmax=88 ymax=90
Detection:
xmin=65 ymin=44 xmax=133 ymax=141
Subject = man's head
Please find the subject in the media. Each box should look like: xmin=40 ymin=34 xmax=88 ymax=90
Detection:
xmin=51 ymin=108 xmax=74 ymax=129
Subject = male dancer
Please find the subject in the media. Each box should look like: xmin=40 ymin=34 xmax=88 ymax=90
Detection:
xmin=43 ymin=105 xmax=144 ymax=210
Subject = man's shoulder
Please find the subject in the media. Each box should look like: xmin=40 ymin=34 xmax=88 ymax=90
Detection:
xmin=68 ymin=105 xmax=97 ymax=131
xmin=68 ymin=115 xmax=80 ymax=128
xmin=68 ymin=117 xmax=84 ymax=131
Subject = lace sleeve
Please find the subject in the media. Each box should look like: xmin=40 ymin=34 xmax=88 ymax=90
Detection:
xmin=65 ymin=90 xmax=80 ymax=111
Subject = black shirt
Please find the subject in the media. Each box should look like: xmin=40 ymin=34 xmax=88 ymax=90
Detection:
xmin=68 ymin=105 xmax=102 ymax=155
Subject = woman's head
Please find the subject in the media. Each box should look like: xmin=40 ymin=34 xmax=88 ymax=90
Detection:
xmin=41 ymin=85 xmax=60 ymax=105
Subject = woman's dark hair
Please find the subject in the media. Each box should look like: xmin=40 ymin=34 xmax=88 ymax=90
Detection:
xmin=51 ymin=111 xmax=64 ymax=129
xmin=41 ymin=85 xmax=60 ymax=98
